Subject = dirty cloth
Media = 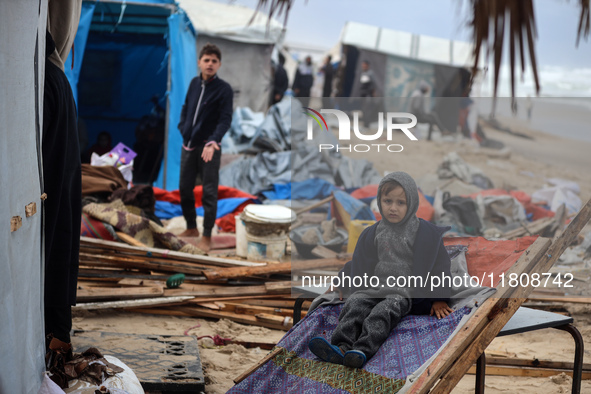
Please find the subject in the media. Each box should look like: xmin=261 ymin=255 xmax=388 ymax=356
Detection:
xmin=437 ymin=152 xmax=493 ymax=189
xmin=82 ymin=199 xmax=204 ymax=254
xmin=81 ymin=164 xmax=127 ymax=197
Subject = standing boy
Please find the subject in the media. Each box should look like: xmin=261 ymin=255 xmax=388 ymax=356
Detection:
xmin=178 ymin=43 xmax=233 ymax=252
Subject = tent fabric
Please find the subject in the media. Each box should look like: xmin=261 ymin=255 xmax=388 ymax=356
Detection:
xmin=196 ymin=34 xmax=273 ymax=112
xmin=78 ymin=32 xmax=168 ymax=150
xmin=177 ymin=0 xmax=283 ymax=44
xmin=0 ymin=2 xmax=47 ymax=393
xmin=155 ymin=9 xmax=197 ymax=189
xmin=64 ymin=2 xmax=96 ymax=105
xmin=220 ymin=151 xmax=292 ymax=196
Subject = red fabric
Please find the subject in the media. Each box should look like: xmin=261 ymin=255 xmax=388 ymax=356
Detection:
xmin=80 ymin=213 xmax=116 ymax=241
xmin=444 ymin=236 xmax=538 ymax=287
xmin=350 ymin=184 xmax=379 ymax=200
xmin=417 ymin=190 xmax=434 ymax=221
xmin=215 ymin=200 xmax=254 ymax=232
xmin=466 ymin=189 xmax=554 ymax=221
xmin=153 ymin=186 xmax=257 ymax=207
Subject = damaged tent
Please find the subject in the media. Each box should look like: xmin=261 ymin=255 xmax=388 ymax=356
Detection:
xmin=336 ymin=21 xmax=476 ymax=132
xmin=66 ymin=0 xmax=282 ymax=191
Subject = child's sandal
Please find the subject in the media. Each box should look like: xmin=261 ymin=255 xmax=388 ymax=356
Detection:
xmin=344 ymin=350 xmax=367 ymax=368
xmin=308 ymin=337 xmax=344 ymax=365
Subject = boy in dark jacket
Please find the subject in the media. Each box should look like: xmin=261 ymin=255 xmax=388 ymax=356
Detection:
xmin=309 ymin=172 xmax=452 ymax=368
xmin=178 ymin=43 xmax=233 ymax=252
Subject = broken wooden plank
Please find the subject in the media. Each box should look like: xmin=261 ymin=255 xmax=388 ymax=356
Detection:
xmin=255 ymin=313 xmax=293 ymax=327
xmin=174 ymin=306 xmax=292 ymax=330
xmin=73 ymin=296 xmax=194 ymax=311
xmin=482 ymin=356 xmax=591 ymax=371
xmin=293 ymin=196 xmax=334 ymax=215
xmin=311 ymin=245 xmax=339 ymax=259
xmin=466 ymin=365 xmax=591 ymax=379
xmin=164 ymin=284 xmax=271 ymax=298
xmin=116 ymin=231 xmax=148 ymax=248
xmin=503 ymin=217 xmax=555 ymax=239
xmin=204 ymin=258 xmax=348 ymax=281
xmin=81 ymin=236 xmax=265 ymax=267
xmin=76 ymin=285 xmax=164 ymax=302
xmin=79 ymin=252 xmax=207 ymax=275
xmin=527 ymin=296 xmax=591 ymax=304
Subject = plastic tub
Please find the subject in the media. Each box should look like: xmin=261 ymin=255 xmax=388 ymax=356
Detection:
xmin=246 ymin=232 xmax=287 ymax=261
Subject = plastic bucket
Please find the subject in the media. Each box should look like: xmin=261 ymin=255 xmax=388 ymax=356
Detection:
xmin=246 ymin=232 xmax=287 ymax=261
xmin=235 ymin=215 xmax=247 ymax=258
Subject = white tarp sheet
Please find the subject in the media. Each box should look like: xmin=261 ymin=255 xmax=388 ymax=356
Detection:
xmin=341 ymin=21 xmax=475 ymax=68
xmin=178 ymin=0 xmax=284 ymax=44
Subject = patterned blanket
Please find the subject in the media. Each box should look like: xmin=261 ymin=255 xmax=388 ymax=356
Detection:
xmin=229 ymin=304 xmax=471 ymax=393
xmin=82 ymin=200 xmax=204 ymax=255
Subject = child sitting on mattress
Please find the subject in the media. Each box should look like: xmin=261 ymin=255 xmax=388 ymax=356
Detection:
xmin=309 ymin=171 xmax=453 ymax=368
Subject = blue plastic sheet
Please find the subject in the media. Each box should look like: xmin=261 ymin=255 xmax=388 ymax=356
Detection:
xmin=330 ymin=190 xmax=376 ymax=221
xmin=154 ymin=197 xmax=250 ymax=220
xmin=154 ymin=10 xmax=197 ymax=189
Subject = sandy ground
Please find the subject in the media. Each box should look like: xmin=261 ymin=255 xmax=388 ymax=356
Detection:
xmin=73 ymin=115 xmax=591 ymax=393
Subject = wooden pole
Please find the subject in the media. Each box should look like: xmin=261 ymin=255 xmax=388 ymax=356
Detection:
xmin=233 ymin=347 xmax=283 ymax=384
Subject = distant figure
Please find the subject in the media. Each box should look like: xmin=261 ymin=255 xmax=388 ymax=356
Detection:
xmin=133 ymin=95 xmax=165 ymax=184
xmin=409 ymin=81 xmax=449 ymax=140
xmin=292 ymin=56 xmax=314 ymax=107
xmin=359 ymin=60 xmax=376 ymax=98
xmin=526 ymin=95 xmax=533 ymax=121
xmin=322 ymin=55 xmax=334 ymax=98
xmin=84 ymin=131 xmax=112 ymax=162
xmin=270 ymin=53 xmax=288 ymax=106
xmin=359 ymin=60 xmax=377 ymax=128
xmin=321 ymin=55 xmax=334 ymax=109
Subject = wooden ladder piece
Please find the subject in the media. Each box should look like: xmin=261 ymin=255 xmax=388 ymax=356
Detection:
xmin=409 ymin=197 xmax=591 ymax=394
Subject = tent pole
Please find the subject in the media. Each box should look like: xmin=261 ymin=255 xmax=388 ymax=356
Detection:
xmin=163 ymin=42 xmax=172 ymax=189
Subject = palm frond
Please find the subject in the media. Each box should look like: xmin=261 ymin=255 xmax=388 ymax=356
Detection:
xmin=576 ymin=0 xmax=590 ymax=46
xmin=468 ymin=0 xmax=539 ymax=102
xmin=251 ymin=0 xmax=295 ymax=27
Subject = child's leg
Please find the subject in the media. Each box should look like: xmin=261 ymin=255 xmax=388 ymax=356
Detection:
xmin=331 ymin=294 xmax=382 ymax=353
xmin=352 ymin=295 xmax=410 ymax=359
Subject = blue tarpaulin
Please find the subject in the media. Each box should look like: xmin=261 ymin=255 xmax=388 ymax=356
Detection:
xmin=262 ymin=179 xmax=341 ymax=200
xmin=154 ymin=10 xmax=197 ymax=189
xmin=64 ymin=1 xmax=196 ymax=190
xmin=330 ymin=190 xmax=376 ymax=221
xmin=154 ymin=197 xmax=251 ymax=220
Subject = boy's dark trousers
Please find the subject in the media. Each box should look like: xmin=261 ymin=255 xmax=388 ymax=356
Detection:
xmin=179 ymin=143 xmax=221 ymax=237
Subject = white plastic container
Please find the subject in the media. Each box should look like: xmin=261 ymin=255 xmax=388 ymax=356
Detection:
xmin=246 ymin=232 xmax=287 ymax=261
xmin=235 ymin=215 xmax=247 ymax=258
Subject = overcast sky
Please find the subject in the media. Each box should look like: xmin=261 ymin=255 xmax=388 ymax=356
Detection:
xmin=219 ymin=0 xmax=591 ymax=95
